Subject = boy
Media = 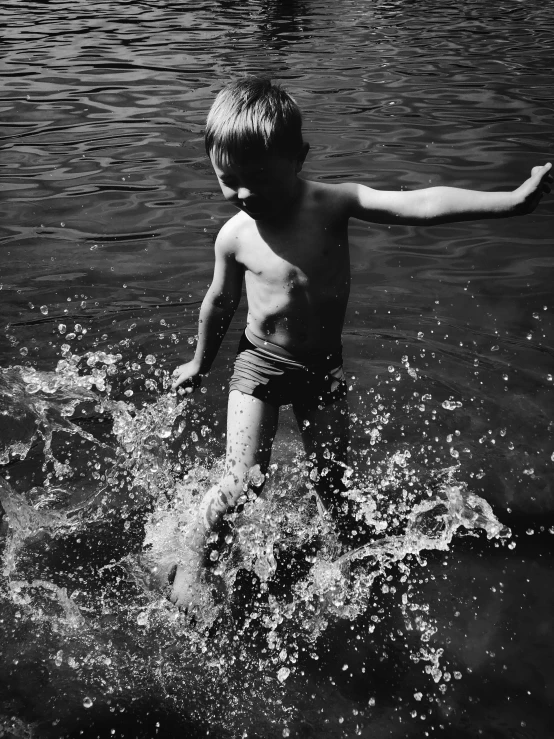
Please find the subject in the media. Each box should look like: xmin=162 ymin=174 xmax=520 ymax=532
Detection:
xmin=170 ymin=77 xmax=551 ymax=610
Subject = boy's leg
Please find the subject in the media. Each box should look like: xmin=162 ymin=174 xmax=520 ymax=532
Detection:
xmin=293 ymin=396 xmax=355 ymax=539
xmin=170 ymin=390 xmax=278 ymax=608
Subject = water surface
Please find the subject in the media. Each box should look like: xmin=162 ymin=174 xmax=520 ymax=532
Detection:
xmin=1 ymin=0 xmax=553 ymax=737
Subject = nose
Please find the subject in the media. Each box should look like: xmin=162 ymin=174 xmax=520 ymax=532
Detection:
xmin=237 ymin=186 xmax=252 ymax=201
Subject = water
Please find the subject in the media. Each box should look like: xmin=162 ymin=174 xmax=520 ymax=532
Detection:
xmin=1 ymin=0 xmax=553 ymax=736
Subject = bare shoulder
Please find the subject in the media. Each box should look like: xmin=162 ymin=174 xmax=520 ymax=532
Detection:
xmin=214 ymin=212 xmax=251 ymax=257
xmin=302 ymin=179 xmax=359 ymax=216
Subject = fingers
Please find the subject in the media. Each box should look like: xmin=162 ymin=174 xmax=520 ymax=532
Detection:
xmin=171 ymin=370 xmax=201 ymax=392
xmin=541 ymin=165 xmax=552 ymax=186
xmin=171 ymin=376 xmax=195 ymax=393
xmin=523 ymin=163 xmax=552 ymax=209
xmin=531 ymin=162 xmax=552 ymax=181
xmin=536 ymin=163 xmax=552 ymax=196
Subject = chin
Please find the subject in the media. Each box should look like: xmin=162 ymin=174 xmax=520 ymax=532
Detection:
xmin=242 ymin=207 xmax=266 ymax=220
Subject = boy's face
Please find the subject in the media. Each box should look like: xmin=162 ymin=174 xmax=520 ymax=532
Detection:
xmin=210 ymin=148 xmax=307 ymax=221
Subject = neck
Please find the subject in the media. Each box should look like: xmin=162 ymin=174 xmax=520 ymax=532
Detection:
xmin=267 ymin=177 xmax=305 ymax=223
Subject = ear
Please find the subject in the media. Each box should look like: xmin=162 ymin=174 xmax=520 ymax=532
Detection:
xmin=295 ymin=142 xmax=310 ymax=173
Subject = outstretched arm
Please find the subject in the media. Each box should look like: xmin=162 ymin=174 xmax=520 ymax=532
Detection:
xmin=172 ymin=227 xmax=243 ymax=391
xmin=345 ymin=163 xmax=552 ymax=226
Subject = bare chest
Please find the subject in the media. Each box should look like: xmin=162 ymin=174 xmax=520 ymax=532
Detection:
xmin=237 ymin=222 xmax=349 ymax=289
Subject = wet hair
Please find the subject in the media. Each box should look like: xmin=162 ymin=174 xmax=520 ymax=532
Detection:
xmin=205 ymin=77 xmax=304 ymax=162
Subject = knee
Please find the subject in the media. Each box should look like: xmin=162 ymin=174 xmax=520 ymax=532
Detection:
xmin=221 ymin=463 xmax=266 ymax=504
xmin=200 ymin=466 xmax=266 ymax=528
xmin=200 ymin=478 xmax=240 ymax=524
xmin=217 ymin=473 xmax=245 ymax=504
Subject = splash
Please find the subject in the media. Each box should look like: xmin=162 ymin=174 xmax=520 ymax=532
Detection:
xmin=0 ymin=351 xmax=513 ymax=737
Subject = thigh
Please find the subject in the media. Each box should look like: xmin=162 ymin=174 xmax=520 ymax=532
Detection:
xmin=224 ymin=389 xmax=279 ymax=490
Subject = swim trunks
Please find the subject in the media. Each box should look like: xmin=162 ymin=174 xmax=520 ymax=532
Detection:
xmin=229 ymin=328 xmax=347 ymax=411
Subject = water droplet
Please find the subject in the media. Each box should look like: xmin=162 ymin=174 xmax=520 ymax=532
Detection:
xmin=19 ymin=347 xmax=28 ymax=356
xmin=40 ymin=305 xmax=48 ymax=315
xmin=83 ymin=696 xmax=93 ymax=708
xmin=442 ymin=400 xmax=461 ymax=410
xmin=145 ymin=355 xmax=156 ymax=365
xmin=277 ymin=667 xmax=290 ymax=683
xmin=137 ymin=611 xmax=148 ymax=626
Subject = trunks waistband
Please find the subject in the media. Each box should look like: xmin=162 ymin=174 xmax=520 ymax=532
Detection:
xmin=243 ymin=327 xmax=342 ymax=367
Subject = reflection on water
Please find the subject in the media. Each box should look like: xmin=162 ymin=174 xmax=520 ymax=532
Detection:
xmin=1 ymin=0 xmax=553 ymax=736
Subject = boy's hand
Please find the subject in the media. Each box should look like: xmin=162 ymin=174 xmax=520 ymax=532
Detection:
xmin=171 ymin=360 xmax=203 ymax=393
xmin=513 ymin=162 xmax=552 ymax=214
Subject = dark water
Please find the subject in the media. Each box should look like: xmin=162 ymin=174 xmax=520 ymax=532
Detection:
xmin=1 ymin=0 xmax=553 ymax=737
